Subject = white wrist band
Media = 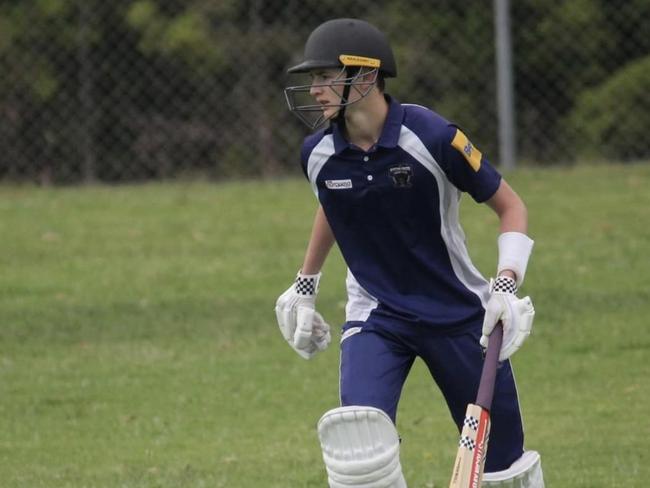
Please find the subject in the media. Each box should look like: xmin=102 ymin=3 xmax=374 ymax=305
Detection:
xmin=497 ymin=232 xmax=534 ymax=287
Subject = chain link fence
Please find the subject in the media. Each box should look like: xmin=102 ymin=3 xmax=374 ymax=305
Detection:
xmin=1 ymin=0 xmax=648 ymax=183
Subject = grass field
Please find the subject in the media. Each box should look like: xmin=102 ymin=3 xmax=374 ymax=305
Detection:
xmin=1 ymin=164 xmax=649 ymax=487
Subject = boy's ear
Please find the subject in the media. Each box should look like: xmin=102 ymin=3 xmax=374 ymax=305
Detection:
xmin=359 ymin=69 xmax=379 ymax=85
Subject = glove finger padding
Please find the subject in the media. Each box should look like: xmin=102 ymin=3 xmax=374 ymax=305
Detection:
xmin=293 ymin=343 xmax=316 ymax=360
xmin=499 ymin=296 xmax=535 ymax=361
xmin=275 ymin=289 xmax=297 ymax=342
xmin=480 ymin=295 xmax=506 ymax=346
xmin=294 ymin=310 xmax=331 ymax=357
xmin=294 ymin=305 xmax=316 ymax=350
xmin=311 ymin=311 xmax=331 ymax=351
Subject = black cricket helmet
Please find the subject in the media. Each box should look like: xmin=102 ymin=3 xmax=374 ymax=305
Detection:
xmin=284 ymin=18 xmax=397 ymax=129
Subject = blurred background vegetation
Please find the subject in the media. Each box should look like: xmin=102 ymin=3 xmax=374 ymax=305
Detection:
xmin=0 ymin=0 xmax=648 ymax=183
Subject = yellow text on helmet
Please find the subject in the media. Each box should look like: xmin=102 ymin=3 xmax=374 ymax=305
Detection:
xmin=339 ymin=55 xmax=381 ymax=69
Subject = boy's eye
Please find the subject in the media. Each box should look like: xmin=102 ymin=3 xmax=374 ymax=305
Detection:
xmin=311 ymin=72 xmax=333 ymax=83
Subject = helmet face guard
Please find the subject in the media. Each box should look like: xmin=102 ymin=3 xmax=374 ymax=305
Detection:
xmin=284 ymin=55 xmax=380 ymax=130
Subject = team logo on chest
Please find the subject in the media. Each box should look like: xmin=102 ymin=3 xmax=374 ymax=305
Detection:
xmin=389 ymin=164 xmax=413 ymax=188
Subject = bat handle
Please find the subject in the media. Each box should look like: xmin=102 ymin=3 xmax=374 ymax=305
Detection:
xmin=475 ymin=321 xmax=503 ymax=410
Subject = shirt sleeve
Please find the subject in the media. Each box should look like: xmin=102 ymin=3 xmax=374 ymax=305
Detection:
xmin=441 ymin=124 xmax=502 ymax=202
xmin=299 ymin=141 xmax=310 ymax=180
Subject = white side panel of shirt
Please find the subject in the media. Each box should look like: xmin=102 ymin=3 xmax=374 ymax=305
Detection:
xmin=306 ymin=135 xmax=336 ymax=197
xmin=397 ymin=125 xmax=490 ymax=307
xmin=345 ymin=268 xmax=379 ymax=322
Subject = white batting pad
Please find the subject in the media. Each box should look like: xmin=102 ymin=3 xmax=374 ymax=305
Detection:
xmin=483 ymin=450 xmax=544 ymax=487
xmin=317 ymin=406 xmax=408 ymax=488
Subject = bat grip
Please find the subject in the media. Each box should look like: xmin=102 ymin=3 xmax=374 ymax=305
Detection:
xmin=475 ymin=321 xmax=503 ymax=410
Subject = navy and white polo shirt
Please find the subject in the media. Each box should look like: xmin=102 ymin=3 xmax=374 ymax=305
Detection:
xmin=300 ymin=96 xmax=502 ymax=329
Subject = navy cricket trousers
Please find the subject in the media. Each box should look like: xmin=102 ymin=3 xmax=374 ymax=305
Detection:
xmin=339 ymin=311 xmax=524 ymax=472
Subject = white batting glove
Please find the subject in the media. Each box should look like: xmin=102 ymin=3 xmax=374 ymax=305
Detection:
xmin=275 ymin=271 xmax=331 ymax=360
xmin=481 ymin=275 xmax=535 ymax=361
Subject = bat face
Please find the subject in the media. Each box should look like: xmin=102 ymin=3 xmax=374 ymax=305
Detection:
xmin=449 ymin=403 xmax=491 ymax=488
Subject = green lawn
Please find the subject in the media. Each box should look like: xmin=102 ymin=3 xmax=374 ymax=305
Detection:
xmin=1 ymin=164 xmax=649 ymax=487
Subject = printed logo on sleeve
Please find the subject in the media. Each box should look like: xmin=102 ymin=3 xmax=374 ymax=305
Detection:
xmin=451 ymin=129 xmax=482 ymax=172
xmin=325 ymin=179 xmax=353 ymax=190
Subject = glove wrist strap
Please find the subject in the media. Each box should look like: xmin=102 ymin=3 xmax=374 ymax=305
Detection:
xmin=295 ymin=271 xmax=321 ymax=296
xmin=491 ymin=275 xmax=517 ymax=294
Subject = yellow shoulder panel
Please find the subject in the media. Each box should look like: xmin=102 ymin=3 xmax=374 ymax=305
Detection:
xmin=451 ymin=129 xmax=482 ymax=172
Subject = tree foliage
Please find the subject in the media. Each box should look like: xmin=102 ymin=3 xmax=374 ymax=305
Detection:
xmin=0 ymin=1 xmax=647 ymax=182
xmin=568 ymin=55 xmax=650 ymax=161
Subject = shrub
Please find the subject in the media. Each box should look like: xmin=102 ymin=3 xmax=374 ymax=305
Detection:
xmin=568 ymin=56 xmax=650 ymax=162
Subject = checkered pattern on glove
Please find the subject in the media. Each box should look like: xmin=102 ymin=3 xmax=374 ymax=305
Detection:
xmin=295 ymin=273 xmax=319 ymax=296
xmin=490 ymin=275 xmax=517 ymax=294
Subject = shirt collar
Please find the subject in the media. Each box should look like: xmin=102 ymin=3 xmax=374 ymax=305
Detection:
xmin=377 ymin=95 xmax=404 ymax=149
xmin=329 ymin=95 xmax=404 ymax=155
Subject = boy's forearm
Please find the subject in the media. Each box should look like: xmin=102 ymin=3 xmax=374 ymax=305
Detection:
xmin=498 ymin=202 xmax=527 ymax=235
xmin=301 ymin=205 xmax=336 ymax=274
xmin=487 ymin=179 xmax=528 ymax=234
xmin=486 ymin=180 xmax=532 ymax=283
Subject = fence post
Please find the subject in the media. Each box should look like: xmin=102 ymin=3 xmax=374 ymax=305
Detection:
xmin=494 ymin=0 xmax=516 ymax=170
xmin=78 ymin=0 xmax=96 ymax=182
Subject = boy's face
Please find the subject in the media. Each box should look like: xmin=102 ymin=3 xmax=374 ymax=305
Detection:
xmin=284 ymin=65 xmax=378 ymax=129
xmin=308 ymin=68 xmax=346 ymax=120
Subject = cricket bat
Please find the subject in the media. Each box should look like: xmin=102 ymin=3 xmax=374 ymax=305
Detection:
xmin=449 ymin=322 xmax=503 ymax=488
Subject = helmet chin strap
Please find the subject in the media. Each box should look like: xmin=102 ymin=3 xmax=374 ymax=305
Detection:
xmin=333 ymin=67 xmax=358 ymax=129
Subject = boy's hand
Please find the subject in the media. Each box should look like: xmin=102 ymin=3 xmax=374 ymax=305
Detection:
xmin=275 ymin=271 xmax=331 ymax=359
xmin=481 ymin=275 xmax=535 ymax=361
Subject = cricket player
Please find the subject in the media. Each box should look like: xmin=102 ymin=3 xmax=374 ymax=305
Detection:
xmin=276 ymin=18 xmax=544 ymax=487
